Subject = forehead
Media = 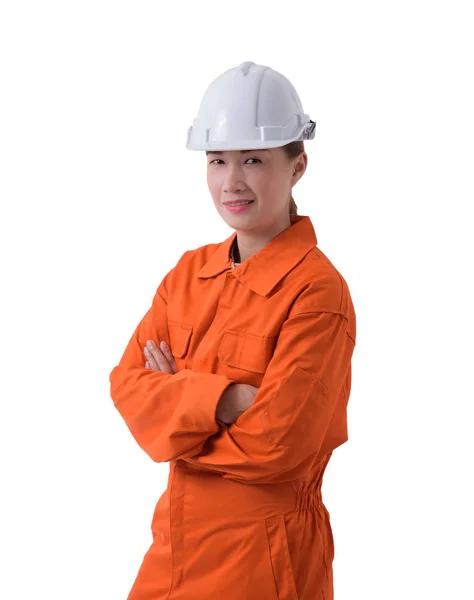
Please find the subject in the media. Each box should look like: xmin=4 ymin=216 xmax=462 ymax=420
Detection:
xmin=205 ymin=149 xmax=272 ymax=156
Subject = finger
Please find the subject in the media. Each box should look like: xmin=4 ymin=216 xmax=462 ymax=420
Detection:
xmin=159 ymin=341 xmax=178 ymax=374
xmin=144 ymin=347 xmax=160 ymax=371
xmin=146 ymin=341 xmax=172 ymax=374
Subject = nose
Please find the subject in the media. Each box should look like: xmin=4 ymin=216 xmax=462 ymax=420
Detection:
xmin=222 ymin=163 xmax=246 ymax=194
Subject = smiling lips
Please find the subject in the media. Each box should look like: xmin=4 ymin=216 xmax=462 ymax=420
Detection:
xmin=224 ymin=200 xmax=255 ymax=205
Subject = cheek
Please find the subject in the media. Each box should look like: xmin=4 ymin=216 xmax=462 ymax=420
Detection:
xmin=207 ymin=182 xmax=222 ymax=206
xmin=252 ymin=172 xmax=280 ymax=197
xmin=206 ymin=175 xmax=217 ymax=197
xmin=207 ymin=171 xmax=221 ymax=192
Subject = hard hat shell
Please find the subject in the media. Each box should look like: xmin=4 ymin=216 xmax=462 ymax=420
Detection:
xmin=186 ymin=61 xmax=316 ymax=151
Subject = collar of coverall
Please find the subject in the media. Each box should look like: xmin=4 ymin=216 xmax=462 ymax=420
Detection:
xmin=197 ymin=214 xmax=318 ymax=297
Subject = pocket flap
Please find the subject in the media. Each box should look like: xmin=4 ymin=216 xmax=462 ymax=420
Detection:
xmin=218 ymin=330 xmax=277 ymax=374
xmin=168 ymin=321 xmax=193 ymax=358
xmin=260 ymin=369 xmax=328 ymax=446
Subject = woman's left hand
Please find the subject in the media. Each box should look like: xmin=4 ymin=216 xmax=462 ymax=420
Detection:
xmin=144 ymin=339 xmax=178 ymax=375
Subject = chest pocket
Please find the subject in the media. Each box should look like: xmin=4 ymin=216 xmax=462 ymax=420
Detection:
xmin=168 ymin=320 xmax=193 ymax=358
xmin=218 ymin=329 xmax=277 ymax=374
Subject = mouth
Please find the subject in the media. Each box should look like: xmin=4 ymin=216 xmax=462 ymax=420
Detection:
xmin=223 ymin=199 xmax=255 ymax=213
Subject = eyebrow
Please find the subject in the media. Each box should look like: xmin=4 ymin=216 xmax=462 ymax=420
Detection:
xmin=205 ymin=149 xmax=270 ymax=156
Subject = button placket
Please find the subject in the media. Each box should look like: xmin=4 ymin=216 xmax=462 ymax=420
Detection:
xmin=217 ymin=269 xmax=235 ymax=311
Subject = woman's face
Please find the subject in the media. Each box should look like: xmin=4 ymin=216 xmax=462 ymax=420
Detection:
xmin=206 ymin=147 xmax=307 ymax=232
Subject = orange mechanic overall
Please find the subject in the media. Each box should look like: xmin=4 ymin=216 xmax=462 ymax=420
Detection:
xmin=109 ymin=213 xmax=356 ymax=600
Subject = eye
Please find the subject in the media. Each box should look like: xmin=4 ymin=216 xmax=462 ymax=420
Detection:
xmin=209 ymin=158 xmax=261 ymax=165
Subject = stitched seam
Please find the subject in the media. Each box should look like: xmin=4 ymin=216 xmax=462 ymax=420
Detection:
xmin=291 ymin=309 xmax=349 ymax=320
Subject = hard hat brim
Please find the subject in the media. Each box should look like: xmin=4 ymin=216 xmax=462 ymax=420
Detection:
xmin=186 ymin=121 xmax=316 ymax=151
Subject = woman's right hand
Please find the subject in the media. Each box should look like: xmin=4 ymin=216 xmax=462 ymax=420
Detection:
xmin=215 ymin=383 xmax=259 ymax=425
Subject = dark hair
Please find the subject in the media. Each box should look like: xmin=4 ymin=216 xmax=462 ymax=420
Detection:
xmin=281 ymin=140 xmax=305 ymax=214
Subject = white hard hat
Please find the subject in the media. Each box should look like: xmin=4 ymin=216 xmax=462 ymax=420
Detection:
xmin=186 ymin=61 xmax=316 ymax=151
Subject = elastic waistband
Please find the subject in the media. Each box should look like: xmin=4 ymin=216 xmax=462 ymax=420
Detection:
xmin=293 ymin=484 xmax=323 ymax=512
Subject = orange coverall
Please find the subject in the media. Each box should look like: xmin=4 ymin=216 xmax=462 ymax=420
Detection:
xmin=109 ymin=213 xmax=356 ymax=600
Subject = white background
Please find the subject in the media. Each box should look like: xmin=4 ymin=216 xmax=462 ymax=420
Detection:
xmin=1 ymin=1 xmax=473 ymax=598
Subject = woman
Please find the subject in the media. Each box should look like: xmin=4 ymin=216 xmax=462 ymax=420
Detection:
xmin=109 ymin=61 xmax=357 ymax=600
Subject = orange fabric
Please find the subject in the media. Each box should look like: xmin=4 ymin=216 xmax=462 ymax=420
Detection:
xmin=109 ymin=213 xmax=356 ymax=600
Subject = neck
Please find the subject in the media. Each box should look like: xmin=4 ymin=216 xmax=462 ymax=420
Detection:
xmin=234 ymin=214 xmax=292 ymax=263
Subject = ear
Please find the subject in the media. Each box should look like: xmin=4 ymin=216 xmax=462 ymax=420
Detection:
xmin=292 ymin=153 xmax=308 ymax=184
